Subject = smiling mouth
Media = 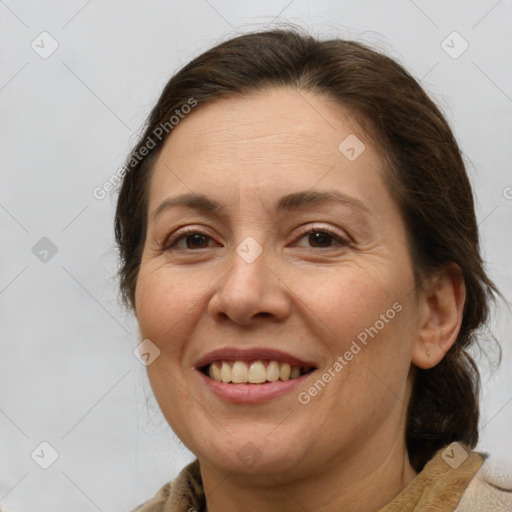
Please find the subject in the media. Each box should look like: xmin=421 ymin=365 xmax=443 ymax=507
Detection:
xmin=201 ymin=360 xmax=316 ymax=384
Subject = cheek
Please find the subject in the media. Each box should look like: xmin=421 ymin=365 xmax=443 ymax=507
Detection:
xmin=305 ymin=267 xmax=416 ymax=388
xmin=134 ymin=267 xmax=202 ymax=431
xmin=134 ymin=270 xmax=196 ymax=372
xmin=135 ymin=264 xmax=208 ymax=341
xmin=135 ymin=269 xmax=178 ymax=339
xmin=303 ymin=267 xmax=400 ymax=342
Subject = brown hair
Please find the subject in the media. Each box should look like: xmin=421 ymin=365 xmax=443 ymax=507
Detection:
xmin=114 ymin=27 xmax=502 ymax=471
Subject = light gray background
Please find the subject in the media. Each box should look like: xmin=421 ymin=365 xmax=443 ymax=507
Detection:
xmin=1 ymin=1 xmax=511 ymax=511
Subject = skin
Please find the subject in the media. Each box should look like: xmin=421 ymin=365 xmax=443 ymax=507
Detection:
xmin=134 ymin=87 xmax=466 ymax=512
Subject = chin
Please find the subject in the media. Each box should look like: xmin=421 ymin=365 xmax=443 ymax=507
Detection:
xmin=194 ymin=430 xmax=312 ymax=477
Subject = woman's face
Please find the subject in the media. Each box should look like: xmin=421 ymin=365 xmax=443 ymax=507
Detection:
xmin=135 ymin=87 xmax=424 ymax=479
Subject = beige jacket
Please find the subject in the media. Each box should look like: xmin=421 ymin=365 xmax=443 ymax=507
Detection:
xmin=130 ymin=445 xmax=512 ymax=512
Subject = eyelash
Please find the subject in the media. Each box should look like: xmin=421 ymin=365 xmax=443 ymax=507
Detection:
xmin=163 ymin=225 xmax=349 ymax=251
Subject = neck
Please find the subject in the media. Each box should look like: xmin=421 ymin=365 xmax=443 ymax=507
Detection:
xmin=200 ymin=436 xmax=418 ymax=512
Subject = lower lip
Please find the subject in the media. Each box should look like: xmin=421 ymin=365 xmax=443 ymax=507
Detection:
xmin=197 ymin=370 xmax=315 ymax=403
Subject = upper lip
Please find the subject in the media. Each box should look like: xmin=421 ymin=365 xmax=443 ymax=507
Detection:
xmin=194 ymin=347 xmax=317 ymax=369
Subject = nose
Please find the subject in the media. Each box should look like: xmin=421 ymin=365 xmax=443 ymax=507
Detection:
xmin=207 ymin=244 xmax=292 ymax=326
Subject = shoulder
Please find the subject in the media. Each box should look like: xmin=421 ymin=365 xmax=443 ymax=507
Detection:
xmin=128 ymin=481 xmax=173 ymax=512
xmin=455 ymin=451 xmax=512 ymax=512
xmin=128 ymin=459 xmax=204 ymax=512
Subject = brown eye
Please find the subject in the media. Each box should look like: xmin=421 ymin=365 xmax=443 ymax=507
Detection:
xmin=307 ymin=231 xmax=336 ymax=248
xmin=164 ymin=230 xmax=215 ymax=250
xmin=294 ymin=228 xmax=348 ymax=249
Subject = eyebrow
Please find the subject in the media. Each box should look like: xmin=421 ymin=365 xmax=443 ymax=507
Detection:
xmin=149 ymin=190 xmax=372 ymax=223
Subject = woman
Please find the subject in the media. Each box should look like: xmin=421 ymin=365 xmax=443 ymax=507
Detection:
xmin=116 ymin=28 xmax=512 ymax=511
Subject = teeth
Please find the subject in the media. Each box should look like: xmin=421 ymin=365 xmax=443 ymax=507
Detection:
xmin=209 ymin=363 xmax=221 ymax=381
xmin=232 ymin=361 xmax=248 ymax=383
xmin=280 ymin=362 xmax=291 ymax=380
xmin=248 ymin=361 xmax=267 ymax=383
xmin=206 ymin=360 xmax=310 ymax=384
xmin=220 ymin=361 xmax=231 ymax=382
xmin=266 ymin=361 xmax=280 ymax=382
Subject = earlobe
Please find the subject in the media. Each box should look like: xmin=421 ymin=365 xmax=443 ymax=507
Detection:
xmin=411 ymin=264 xmax=466 ymax=370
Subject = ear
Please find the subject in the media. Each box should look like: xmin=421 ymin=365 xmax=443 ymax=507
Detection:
xmin=411 ymin=263 xmax=466 ymax=369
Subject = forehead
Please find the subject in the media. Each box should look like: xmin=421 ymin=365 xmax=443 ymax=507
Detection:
xmin=160 ymin=87 xmax=365 ymax=164
xmin=148 ymin=87 xmax=390 ymax=216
